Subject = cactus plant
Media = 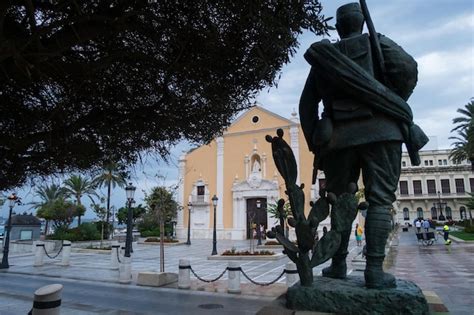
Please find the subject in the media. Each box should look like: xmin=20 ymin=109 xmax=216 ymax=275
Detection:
xmin=265 ymin=129 xmax=361 ymax=286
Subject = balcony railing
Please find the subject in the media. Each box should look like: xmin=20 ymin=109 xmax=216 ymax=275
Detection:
xmin=191 ymin=195 xmax=209 ymax=205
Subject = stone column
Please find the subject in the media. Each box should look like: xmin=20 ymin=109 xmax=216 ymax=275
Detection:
xmin=289 ymin=113 xmax=300 ymax=184
xmin=216 ymin=137 xmax=224 ymax=229
xmin=34 ymin=242 xmax=45 ymax=267
xmin=110 ymin=241 xmax=120 ymax=270
xmin=60 ymin=240 xmax=71 ymax=266
xmin=177 ymin=153 xmax=187 ymax=236
xmin=178 ymin=259 xmax=191 ymax=289
xmin=31 ymin=284 xmax=63 ymax=315
xmin=119 ymin=256 xmax=132 ymax=284
xmin=227 ymin=261 xmax=241 ymax=294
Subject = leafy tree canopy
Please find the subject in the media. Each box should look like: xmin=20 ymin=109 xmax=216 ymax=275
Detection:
xmin=116 ymin=203 xmax=146 ymax=225
xmin=145 ymin=186 xmax=180 ymax=223
xmin=0 ymin=1 xmax=330 ymax=190
xmin=450 ymin=98 xmax=474 ymax=170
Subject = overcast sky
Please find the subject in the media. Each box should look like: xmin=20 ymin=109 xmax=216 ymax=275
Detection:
xmin=5 ymin=0 xmax=473 ymax=219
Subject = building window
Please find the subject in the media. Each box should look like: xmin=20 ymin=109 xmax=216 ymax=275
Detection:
xmin=438 ymin=159 xmax=442 ymax=166
xmin=417 ymin=207 xmax=424 ymax=219
xmin=443 ymin=159 xmax=448 ymax=165
xmin=413 ymin=180 xmax=422 ymax=195
xmin=20 ymin=230 xmax=33 ymax=240
xmin=399 ymin=181 xmax=409 ymax=195
xmin=441 ymin=179 xmax=451 ymax=194
xmin=455 ymin=178 xmax=465 ymax=194
xmin=196 ymin=185 xmax=205 ymax=202
xmin=403 ymin=208 xmax=410 ymax=220
xmin=402 ymin=161 xmax=406 ymax=167
xmin=426 ymin=180 xmax=436 ymax=195
xmin=429 ymin=160 xmax=433 ymax=166
xmin=470 ymin=178 xmax=474 ymax=193
xmin=445 ymin=207 xmax=452 ymax=220
xmin=424 ymin=160 xmax=428 ymax=166
xmin=460 ymin=206 xmax=467 ymax=220
xmin=319 ymin=178 xmax=326 ymax=190
xmin=252 ymin=115 xmax=259 ymax=123
xmin=431 ymin=206 xmax=437 ymax=220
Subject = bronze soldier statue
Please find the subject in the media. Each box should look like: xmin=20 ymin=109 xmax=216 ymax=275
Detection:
xmin=299 ymin=2 xmax=428 ymax=288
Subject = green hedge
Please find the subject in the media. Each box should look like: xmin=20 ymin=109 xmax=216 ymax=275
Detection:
xmin=48 ymin=223 xmax=100 ymax=241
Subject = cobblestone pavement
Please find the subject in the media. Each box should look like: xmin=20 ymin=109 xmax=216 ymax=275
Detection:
xmin=3 ymin=238 xmax=361 ymax=289
xmin=387 ymin=227 xmax=474 ymax=315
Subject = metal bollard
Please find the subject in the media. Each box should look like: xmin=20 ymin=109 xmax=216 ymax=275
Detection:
xmin=119 ymin=256 xmax=132 ymax=284
xmin=61 ymin=240 xmax=71 ymax=266
xmin=178 ymin=259 xmax=191 ymax=289
xmin=227 ymin=261 xmax=241 ymax=294
xmin=285 ymin=262 xmax=298 ymax=287
xmin=34 ymin=242 xmax=45 ymax=267
xmin=110 ymin=241 xmax=120 ymax=270
xmin=30 ymin=283 xmax=62 ymax=315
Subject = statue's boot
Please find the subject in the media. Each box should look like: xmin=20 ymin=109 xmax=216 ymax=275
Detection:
xmin=322 ymin=230 xmax=350 ymax=279
xmin=364 ymin=207 xmax=396 ymax=289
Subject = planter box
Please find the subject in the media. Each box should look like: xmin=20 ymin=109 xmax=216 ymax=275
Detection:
xmin=137 ymin=272 xmax=178 ymax=287
xmin=207 ymin=253 xmax=286 ymax=261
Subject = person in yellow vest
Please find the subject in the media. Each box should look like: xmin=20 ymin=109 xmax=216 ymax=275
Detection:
xmin=443 ymin=224 xmax=451 ymax=245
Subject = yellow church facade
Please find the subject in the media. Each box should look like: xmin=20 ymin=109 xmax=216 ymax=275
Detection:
xmin=176 ymin=106 xmax=328 ymax=240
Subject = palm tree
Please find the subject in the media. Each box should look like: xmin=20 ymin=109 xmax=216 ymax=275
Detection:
xmin=450 ymin=99 xmax=474 ymax=171
xmin=30 ymin=183 xmax=66 ymax=235
xmin=63 ymin=175 xmax=98 ymax=226
xmin=93 ymin=162 xmax=127 ymax=230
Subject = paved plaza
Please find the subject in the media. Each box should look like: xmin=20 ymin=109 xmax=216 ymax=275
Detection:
xmin=1 ymin=230 xmax=473 ymax=314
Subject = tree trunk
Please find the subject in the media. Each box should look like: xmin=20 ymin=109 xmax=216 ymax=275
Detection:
xmin=100 ymin=222 xmax=104 ymax=249
xmin=105 ymin=179 xmax=111 ymax=235
xmin=77 ymin=215 xmax=82 ymax=226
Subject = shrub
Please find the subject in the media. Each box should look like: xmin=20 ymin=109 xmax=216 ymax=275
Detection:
xmin=264 ymin=240 xmax=280 ymax=246
xmin=141 ymin=229 xmax=161 ymax=237
xmin=48 ymin=222 xmax=100 ymax=241
xmin=464 ymin=225 xmax=474 ymax=233
xmin=144 ymin=237 xmax=179 ymax=243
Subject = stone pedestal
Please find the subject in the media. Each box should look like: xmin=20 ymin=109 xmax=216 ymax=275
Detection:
xmin=286 ymin=276 xmax=429 ymax=315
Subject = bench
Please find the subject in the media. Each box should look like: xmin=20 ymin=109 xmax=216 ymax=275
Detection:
xmin=416 ymin=232 xmax=436 ymax=246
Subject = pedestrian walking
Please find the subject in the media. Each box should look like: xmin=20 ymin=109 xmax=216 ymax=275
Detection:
xmin=443 ymin=224 xmax=451 ymax=245
xmin=415 ymin=219 xmax=422 ymax=233
xmin=422 ymin=219 xmax=430 ymax=232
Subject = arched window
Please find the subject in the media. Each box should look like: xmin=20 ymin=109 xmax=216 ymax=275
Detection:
xmin=431 ymin=207 xmax=437 ymax=220
xmin=403 ymin=208 xmax=410 ymax=220
xmin=460 ymin=206 xmax=467 ymax=220
xmin=417 ymin=207 xmax=424 ymax=219
xmin=445 ymin=207 xmax=452 ymax=220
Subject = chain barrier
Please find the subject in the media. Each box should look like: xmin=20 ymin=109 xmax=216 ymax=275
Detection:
xmin=188 ymin=265 xmax=227 ymax=283
xmin=42 ymin=241 xmax=64 ymax=259
xmin=240 ymin=267 xmax=286 ymax=286
xmin=183 ymin=264 xmax=295 ymax=286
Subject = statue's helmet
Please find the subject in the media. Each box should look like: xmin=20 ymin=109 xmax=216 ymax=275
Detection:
xmin=336 ymin=3 xmax=364 ymax=37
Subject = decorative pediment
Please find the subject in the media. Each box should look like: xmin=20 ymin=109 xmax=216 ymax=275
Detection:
xmin=232 ymin=178 xmax=278 ymax=192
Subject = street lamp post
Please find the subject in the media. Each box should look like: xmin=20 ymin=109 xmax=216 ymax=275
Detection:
xmin=186 ymin=202 xmax=192 ymax=245
xmin=211 ymin=195 xmax=218 ymax=255
xmin=256 ymin=199 xmax=262 ymax=245
xmin=435 ymin=191 xmax=446 ymax=221
xmin=0 ymin=193 xmax=19 ymax=269
xmin=124 ymin=183 xmax=136 ymax=258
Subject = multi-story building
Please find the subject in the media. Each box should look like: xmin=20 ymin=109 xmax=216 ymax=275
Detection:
xmin=395 ymin=149 xmax=473 ymax=224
